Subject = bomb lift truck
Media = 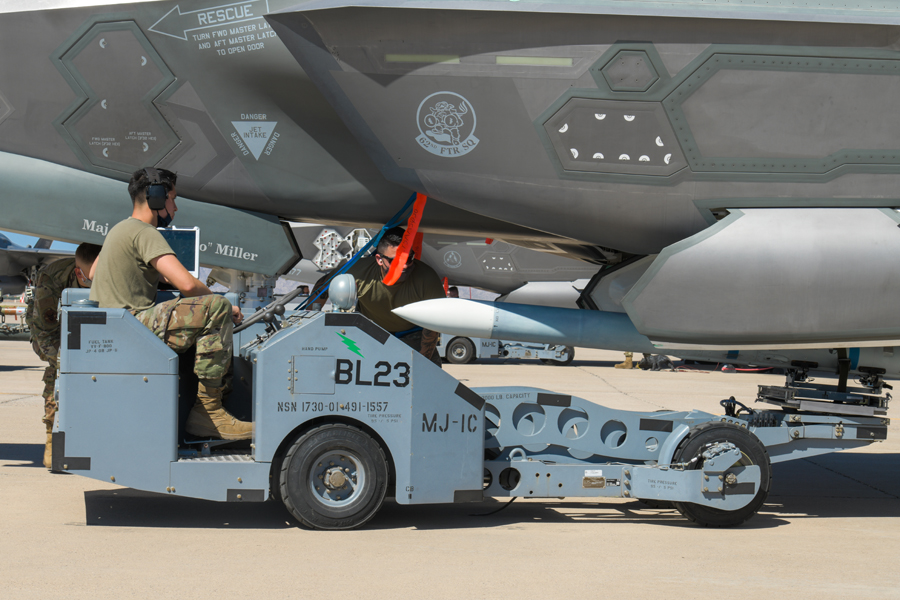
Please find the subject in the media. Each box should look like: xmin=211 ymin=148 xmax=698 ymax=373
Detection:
xmin=53 ymin=277 xmax=890 ymax=530
xmin=438 ymin=334 xmax=574 ymax=365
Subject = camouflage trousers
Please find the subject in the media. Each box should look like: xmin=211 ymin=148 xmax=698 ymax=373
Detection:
xmin=38 ymin=349 xmax=58 ymax=428
xmin=134 ymin=295 xmax=234 ymax=385
xmin=397 ymin=330 xmax=443 ymax=368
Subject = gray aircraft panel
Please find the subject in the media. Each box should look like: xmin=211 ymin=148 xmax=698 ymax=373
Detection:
xmin=0 ymin=2 xmax=561 ymax=244
xmin=622 ymin=208 xmax=900 ymax=347
xmin=0 ymin=234 xmax=73 ymax=268
xmin=8 ymin=1 xmax=900 ymax=350
xmin=269 ymin=7 xmax=900 ymax=252
xmin=283 ymin=223 xmax=598 ymax=294
xmin=416 ymin=171 xmax=710 ymax=255
xmin=11 ymin=1 xmax=898 ymax=252
xmin=329 ymin=71 xmax=560 ymax=180
xmin=512 ymin=69 xmax=601 ymax=122
xmin=154 ymin=81 xmax=237 ymax=188
xmin=0 ymin=233 xmax=74 ymax=296
xmin=0 ymin=152 xmax=299 ymax=276
xmin=0 ymin=233 xmax=75 ymax=294
xmin=420 ymin=236 xmax=598 ymax=293
xmin=286 ymin=0 xmax=900 ymax=26
xmin=1 ymin=1 xmax=898 ymax=249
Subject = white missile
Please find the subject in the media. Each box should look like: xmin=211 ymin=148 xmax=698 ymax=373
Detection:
xmin=392 ymin=298 xmax=655 ymax=353
xmin=393 ymin=299 xmax=900 ymax=379
xmin=394 ymin=298 xmax=495 ymax=338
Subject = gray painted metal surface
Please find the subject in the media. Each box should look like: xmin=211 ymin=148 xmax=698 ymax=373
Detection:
xmin=56 ymin=292 xmax=485 ymax=505
xmin=55 ymin=299 xmax=178 ymax=492
xmin=394 ymin=298 xmax=900 ymax=379
xmin=623 ymin=208 xmax=900 ymax=347
xmin=5 ymin=1 xmax=900 ymax=351
xmin=285 ymin=223 xmax=598 ymax=294
xmin=437 ymin=335 xmax=571 ymax=363
xmin=285 ymin=0 xmax=900 ymax=26
xmin=0 ymin=232 xmax=73 ymax=296
xmin=0 ymin=3 xmax=547 ymax=244
xmin=244 ymin=310 xmax=485 ymax=503
xmin=54 ymin=286 xmax=887 ymax=526
xmin=0 ymin=153 xmax=299 ymax=276
xmin=269 ymin=6 xmax=900 ymax=252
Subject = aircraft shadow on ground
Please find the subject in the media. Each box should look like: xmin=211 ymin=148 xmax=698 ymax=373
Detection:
xmin=765 ymin=453 xmax=900 ymax=519
xmin=83 ymin=491 xmax=740 ymax=531
xmin=0 ymin=364 xmax=39 ymax=372
xmin=83 ymin=489 xmax=296 ymax=530
xmin=369 ymin=498 xmax=795 ymax=530
xmin=469 ymin=359 xmax=615 ymax=368
xmin=0 ymin=333 xmax=31 ymax=342
xmin=374 ymin=454 xmax=900 ymax=530
xmin=78 ymin=453 xmax=899 ymax=531
xmin=0 ymin=442 xmax=43 ymax=468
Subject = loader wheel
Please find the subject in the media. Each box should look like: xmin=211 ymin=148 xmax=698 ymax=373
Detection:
xmin=280 ymin=424 xmax=388 ymax=530
xmin=541 ymin=346 xmax=574 ymax=366
xmin=672 ymin=422 xmax=771 ymax=527
xmin=446 ymin=337 xmax=476 ymax=364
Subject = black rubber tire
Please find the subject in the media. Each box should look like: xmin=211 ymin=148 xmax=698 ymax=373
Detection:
xmin=541 ymin=346 xmax=574 ymax=366
xmin=280 ymin=424 xmax=388 ymax=530
xmin=672 ymin=421 xmax=772 ymax=527
xmin=446 ymin=337 xmax=476 ymax=364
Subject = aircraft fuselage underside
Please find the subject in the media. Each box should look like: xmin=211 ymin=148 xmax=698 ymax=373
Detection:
xmin=270 ymin=4 xmax=900 ymax=254
xmin=4 ymin=2 xmax=900 ymax=349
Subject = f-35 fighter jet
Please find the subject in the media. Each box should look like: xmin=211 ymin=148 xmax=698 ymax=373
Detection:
xmin=0 ymin=233 xmax=71 ymax=297
xmin=2 ymin=0 xmax=900 ymax=355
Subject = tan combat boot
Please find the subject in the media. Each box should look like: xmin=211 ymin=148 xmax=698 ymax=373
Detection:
xmin=185 ymin=382 xmax=252 ymax=440
xmin=614 ymin=352 xmax=634 ymax=369
xmin=43 ymin=423 xmax=52 ymax=469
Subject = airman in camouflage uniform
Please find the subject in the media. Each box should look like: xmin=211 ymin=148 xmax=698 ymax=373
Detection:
xmin=25 ymin=243 xmax=102 ymax=468
xmin=90 ymin=167 xmax=250 ymax=440
xmin=134 ymin=294 xmax=233 ymax=383
xmin=345 ymin=227 xmax=445 ymax=366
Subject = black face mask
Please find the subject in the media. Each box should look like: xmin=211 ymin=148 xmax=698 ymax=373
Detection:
xmin=156 ymin=210 xmax=173 ymax=228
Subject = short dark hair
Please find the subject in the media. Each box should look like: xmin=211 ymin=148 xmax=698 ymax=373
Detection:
xmin=75 ymin=242 xmax=102 ymax=265
xmin=376 ymin=226 xmax=405 ymax=255
xmin=311 ymin=273 xmax=331 ymax=302
xmin=128 ymin=168 xmax=177 ymax=204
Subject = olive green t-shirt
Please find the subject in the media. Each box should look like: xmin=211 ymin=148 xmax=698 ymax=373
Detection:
xmin=90 ymin=218 xmax=174 ymax=311
xmin=345 ymin=256 xmax=445 ymax=332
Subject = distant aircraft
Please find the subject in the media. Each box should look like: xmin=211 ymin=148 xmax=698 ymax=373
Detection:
xmin=2 ymin=0 xmax=900 ymax=370
xmin=0 ymin=233 xmax=72 ymax=296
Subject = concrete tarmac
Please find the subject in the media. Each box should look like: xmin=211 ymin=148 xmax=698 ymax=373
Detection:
xmin=1 ymin=339 xmax=898 ymax=599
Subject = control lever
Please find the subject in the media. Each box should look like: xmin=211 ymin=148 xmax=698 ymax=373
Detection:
xmin=234 ymin=285 xmax=304 ymax=334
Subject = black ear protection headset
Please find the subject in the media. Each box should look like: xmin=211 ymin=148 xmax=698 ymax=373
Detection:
xmin=142 ymin=167 xmax=169 ymax=211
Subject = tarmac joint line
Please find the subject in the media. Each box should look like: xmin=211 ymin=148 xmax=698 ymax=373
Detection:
xmin=802 ymin=457 xmax=900 ymax=499
xmin=574 ymin=366 xmax=668 ymax=410
xmin=0 ymin=394 xmax=40 ymax=405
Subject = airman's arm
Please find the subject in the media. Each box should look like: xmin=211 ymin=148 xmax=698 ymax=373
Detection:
xmin=420 ymin=328 xmax=439 ymax=359
xmin=150 ymin=254 xmax=212 ymax=297
xmin=150 ymin=254 xmax=243 ymax=324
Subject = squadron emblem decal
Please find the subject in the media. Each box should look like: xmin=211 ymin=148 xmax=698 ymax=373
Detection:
xmin=443 ymin=250 xmax=462 ymax=269
xmin=416 ymin=92 xmax=479 ymax=157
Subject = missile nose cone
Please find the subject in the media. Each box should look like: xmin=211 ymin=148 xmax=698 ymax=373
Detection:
xmin=392 ymin=298 xmax=495 ymax=338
